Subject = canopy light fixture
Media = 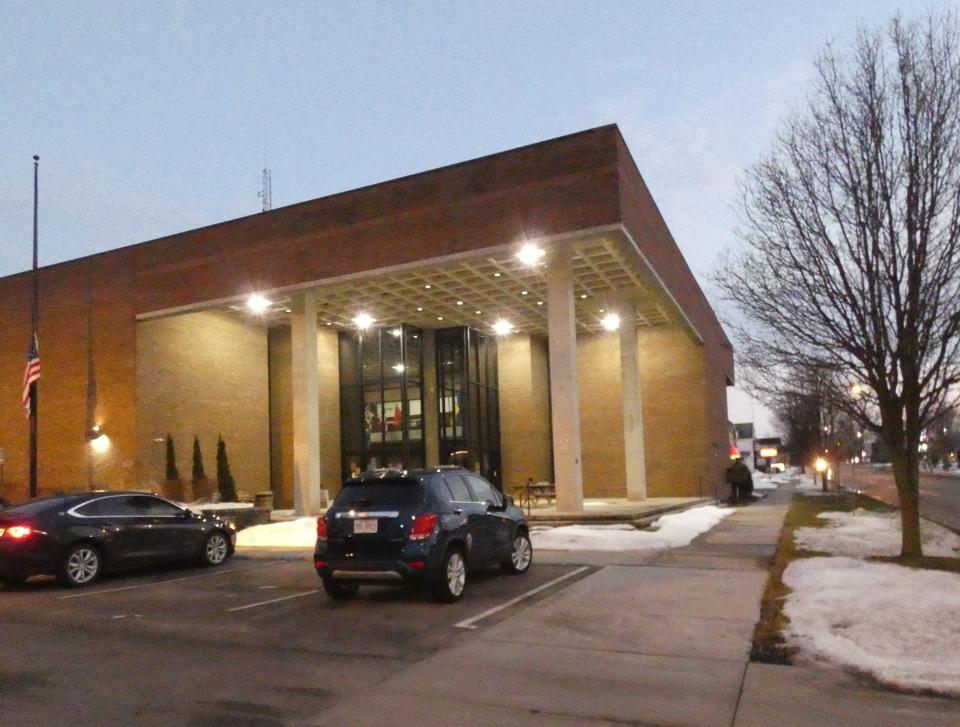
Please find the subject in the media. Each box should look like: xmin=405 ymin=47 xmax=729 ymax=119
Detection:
xmin=246 ymin=293 xmax=271 ymax=313
xmin=516 ymin=243 xmax=545 ymax=267
xmin=353 ymin=313 xmax=375 ymax=330
xmin=601 ymin=312 xmax=621 ymax=331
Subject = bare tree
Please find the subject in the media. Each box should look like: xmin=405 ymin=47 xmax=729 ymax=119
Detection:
xmin=717 ymin=14 xmax=960 ymax=558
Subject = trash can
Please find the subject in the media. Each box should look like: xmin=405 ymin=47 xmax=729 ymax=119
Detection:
xmin=254 ymin=491 xmax=274 ymax=510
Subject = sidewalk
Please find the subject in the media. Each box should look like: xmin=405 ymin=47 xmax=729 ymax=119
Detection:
xmin=312 ymin=484 xmax=959 ymax=725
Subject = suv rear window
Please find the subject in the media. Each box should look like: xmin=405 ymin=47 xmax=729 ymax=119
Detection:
xmin=335 ymin=477 xmax=425 ymax=508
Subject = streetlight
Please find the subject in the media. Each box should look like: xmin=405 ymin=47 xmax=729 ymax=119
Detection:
xmin=814 ymin=456 xmax=829 ymax=492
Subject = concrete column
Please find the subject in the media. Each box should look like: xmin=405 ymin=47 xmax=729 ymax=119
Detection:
xmin=620 ymin=309 xmax=647 ymax=500
xmin=422 ymin=329 xmax=440 ymax=466
xmin=547 ymin=244 xmax=584 ymax=511
xmin=291 ymin=290 xmax=321 ymax=515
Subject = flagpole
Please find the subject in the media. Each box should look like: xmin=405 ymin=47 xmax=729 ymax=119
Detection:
xmin=29 ymin=155 xmax=39 ymax=499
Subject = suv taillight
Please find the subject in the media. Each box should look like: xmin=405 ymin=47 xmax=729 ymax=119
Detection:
xmin=409 ymin=513 xmax=438 ymax=541
xmin=316 ymin=517 xmax=328 ymax=543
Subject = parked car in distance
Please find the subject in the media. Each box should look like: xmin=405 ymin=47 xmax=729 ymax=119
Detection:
xmin=315 ymin=467 xmax=532 ymax=602
xmin=0 ymin=491 xmax=236 ymax=588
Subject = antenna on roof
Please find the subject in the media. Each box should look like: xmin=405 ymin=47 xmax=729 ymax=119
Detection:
xmin=258 ymin=167 xmax=272 ymax=212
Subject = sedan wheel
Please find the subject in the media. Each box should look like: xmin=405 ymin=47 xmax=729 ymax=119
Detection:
xmin=202 ymin=531 xmax=229 ymax=566
xmin=434 ymin=548 xmax=466 ymax=603
xmin=59 ymin=544 xmax=101 ymax=588
xmin=502 ymin=533 xmax=533 ymax=575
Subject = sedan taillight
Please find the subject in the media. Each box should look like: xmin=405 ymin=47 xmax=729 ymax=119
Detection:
xmin=0 ymin=525 xmax=32 ymax=539
xmin=316 ymin=517 xmax=328 ymax=543
xmin=409 ymin=513 xmax=438 ymax=541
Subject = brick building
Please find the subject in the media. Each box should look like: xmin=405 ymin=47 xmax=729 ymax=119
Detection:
xmin=0 ymin=125 xmax=734 ymax=511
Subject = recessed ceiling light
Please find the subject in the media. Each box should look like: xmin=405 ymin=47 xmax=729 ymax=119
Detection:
xmin=492 ymin=319 xmax=513 ymax=336
xmin=424 ymin=284 xmax=432 ymax=289
xmin=493 ymin=272 xmax=501 ymax=278
xmin=516 ymin=243 xmax=545 ymax=267
xmin=456 ymin=301 xmax=463 ymax=306
xmin=416 ymin=307 xmax=423 ymax=312
xmin=521 ymin=291 xmax=528 ymax=296
xmin=390 ymin=327 xmax=402 ymax=337
xmin=580 ymin=294 xmax=588 ymax=299
xmin=601 ymin=312 xmax=621 ymax=331
xmin=437 ymin=316 xmax=444 ymax=321
xmin=475 ymin=310 xmax=482 ymax=315
xmin=246 ymin=293 xmax=271 ymax=313
xmin=353 ymin=312 xmax=375 ymax=329
xmin=537 ymin=301 xmax=543 ymax=306
xmin=326 ymin=322 xmax=332 ymax=326
xmin=285 ymin=308 xmax=292 ymax=313
xmin=598 ymin=308 xmax=605 ymax=313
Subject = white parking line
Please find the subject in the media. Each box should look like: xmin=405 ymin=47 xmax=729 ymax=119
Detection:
xmin=226 ymin=589 xmax=319 ymax=612
xmin=57 ymin=562 xmax=277 ymax=600
xmin=454 ymin=566 xmax=591 ymax=630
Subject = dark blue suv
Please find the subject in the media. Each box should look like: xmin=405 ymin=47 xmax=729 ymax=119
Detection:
xmin=314 ymin=467 xmax=532 ymax=602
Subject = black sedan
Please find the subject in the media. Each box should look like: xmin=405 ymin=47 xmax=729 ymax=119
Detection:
xmin=0 ymin=491 xmax=235 ymax=588
xmin=315 ymin=467 xmax=532 ymax=602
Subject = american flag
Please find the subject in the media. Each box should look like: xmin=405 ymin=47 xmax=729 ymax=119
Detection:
xmin=22 ymin=333 xmax=40 ymax=418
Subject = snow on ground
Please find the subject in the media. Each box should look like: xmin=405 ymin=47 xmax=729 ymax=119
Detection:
xmin=783 ymin=556 xmax=960 ymax=695
xmin=751 ymin=468 xmax=803 ymax=498
xmin=183 ymin=501 xmax=254 ymax=512
xmin=530 ymin=505 xmax=732 ymax=551
xmin=794 ymin=509 xmax=960 ymax=558
xmin=236 ymin=517 xmax=317 ymax=548
xmin=235 ymin=504 xmax=734 ymax=551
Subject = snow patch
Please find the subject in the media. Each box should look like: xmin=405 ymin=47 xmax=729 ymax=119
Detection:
xmin=236 ymin=517 xmax=317 ymax=548
xmin=783 ymin=556 xmax=960 ymax=695
xmin=183 ymin=501 xmax=255 ymax=512
xmin=530 ymin=505 xmax=732 ymax=551
xmin=794 ymin=509 xmax=960 ymax=558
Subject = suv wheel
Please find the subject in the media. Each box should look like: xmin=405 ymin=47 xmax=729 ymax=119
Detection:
xmin=322 ymin=575 xmax=359 ymax=600
xmin=501 ymin=532 xmax=533 ymax=575
xmin=433 ymin=547 xmax=467 ymax=603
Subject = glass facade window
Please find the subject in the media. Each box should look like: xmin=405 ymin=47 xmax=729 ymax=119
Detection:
xmin=339 ymin=324 xmax=424 ymax=479
xmin=437 ymin=327 xmax=502 ymax=487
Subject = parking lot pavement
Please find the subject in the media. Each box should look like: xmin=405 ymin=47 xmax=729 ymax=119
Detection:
xmin=1 ymin=559 xmax=592 ymax=726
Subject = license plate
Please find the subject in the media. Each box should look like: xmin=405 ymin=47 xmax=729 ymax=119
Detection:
xmin=353 ymin=519 xmax=378 ymax=534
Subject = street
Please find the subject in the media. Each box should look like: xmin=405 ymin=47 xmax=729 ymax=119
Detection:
xmin=0 ymin=558 xmax=591 ymax=726
xmin=841 ymin=464 xmax=960 ymax=532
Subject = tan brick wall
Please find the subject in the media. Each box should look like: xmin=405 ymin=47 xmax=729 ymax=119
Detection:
xmin=0 ymin=254 xmax=139 ymax=502
xmin=578 ymin=332 xmax=627 ymax=498
xmin=317 ymin=327 xmax=343 ymax=500
xmin=136 ymin=310 xmax=270 ymax=498
xmin=498 ymin=335 xmax=552 ymax=495
xmin=268 ymin=328 xmax=294 ymax=506
xmin=638 ymin=325 xmax=714 ymax=498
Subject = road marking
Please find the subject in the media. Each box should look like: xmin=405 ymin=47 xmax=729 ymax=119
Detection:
xmin=226 ymin=589 xmax=319 ymax=612
xmin=57 ymin=562 xmax=276 ymax=600
xmin=454 ymin=566 xmax=591 ymax=630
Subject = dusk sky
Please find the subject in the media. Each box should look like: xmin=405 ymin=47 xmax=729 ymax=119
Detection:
xmin=1 ymin=1 xmax=946 ymax=431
